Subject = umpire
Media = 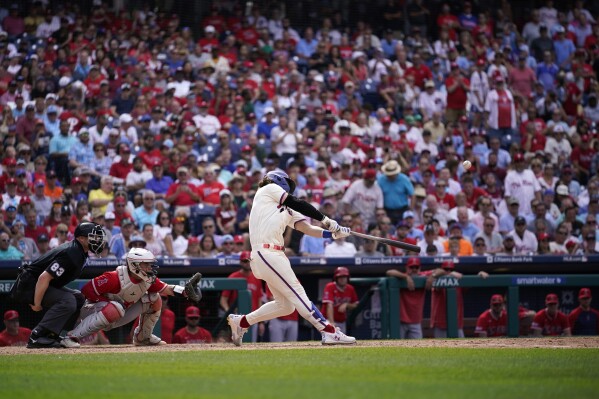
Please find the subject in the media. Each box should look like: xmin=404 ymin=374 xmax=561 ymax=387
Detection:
xmin=9 ymin=222 xmax=107 ymax=349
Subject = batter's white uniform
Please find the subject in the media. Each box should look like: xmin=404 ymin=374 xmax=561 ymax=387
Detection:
xmin=245 ymin=184 xmax=329 ymax=331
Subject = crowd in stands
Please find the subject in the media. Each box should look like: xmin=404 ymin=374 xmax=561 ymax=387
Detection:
xmin=0 ymin=0 xmax=598 ymax=263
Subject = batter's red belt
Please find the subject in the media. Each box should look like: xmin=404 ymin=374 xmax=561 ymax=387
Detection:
xmin=262 ymin=244 xmax=285 ymax=251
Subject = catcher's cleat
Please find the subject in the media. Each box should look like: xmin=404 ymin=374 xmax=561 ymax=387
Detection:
xmin=133 ymin=327 xmax=166 ymax=346
xmin=321 ymin=327 xmax=356 ymax=345
xmin=227 ymin=314 xmax=248 ymax=347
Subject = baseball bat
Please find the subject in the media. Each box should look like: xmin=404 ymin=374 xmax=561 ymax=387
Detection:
xmin=350 ymin=231 xmax=421 ymax=253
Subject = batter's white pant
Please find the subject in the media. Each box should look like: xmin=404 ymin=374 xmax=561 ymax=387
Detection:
xmin=400 ymin=322 xmax=423 ymax=339
xmin=269 ymin=318 xmax=298 ymax=342
xmin=433 ymin=327 xmax=465 ymax=338
xmin=245 ymin=249 xmax=328 ymax=332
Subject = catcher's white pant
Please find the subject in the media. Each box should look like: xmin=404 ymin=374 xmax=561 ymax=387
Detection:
xmin=72 ymin=293 xmax=160 ymax=341
xmin=245 ymin=249 xmax=328 ymax=331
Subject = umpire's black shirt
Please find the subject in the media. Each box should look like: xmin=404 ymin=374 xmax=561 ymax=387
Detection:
xmin=24 ymin=240 xmax=88 ymax=288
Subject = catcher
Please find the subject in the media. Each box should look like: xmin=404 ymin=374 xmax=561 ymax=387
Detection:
xmin=68 ymin=248 xmax=202 ymax=345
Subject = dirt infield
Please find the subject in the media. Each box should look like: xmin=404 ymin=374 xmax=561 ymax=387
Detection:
xmin=1 ymin=337 xmax=598 ymax=355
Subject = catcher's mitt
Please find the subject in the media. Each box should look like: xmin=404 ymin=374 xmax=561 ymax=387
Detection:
xmin=184 ymin=272 xmax=202 ymax=304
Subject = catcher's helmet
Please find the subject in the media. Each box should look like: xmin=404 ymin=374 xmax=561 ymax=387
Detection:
xmin=126 ymin=248 xmax=159 ymax=284
xmin=266 ymin=170 xmax=296 ymax=194
xmin=75 ymin=222 xmax=107 ymax=255
xmin=334 ymin=266 xmax=350 ymax=280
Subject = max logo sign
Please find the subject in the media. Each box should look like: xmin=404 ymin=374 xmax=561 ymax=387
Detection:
xmin=179 ymin=280 xmax=215 ymax=289
xmin=433 ymin=277 xmax=460 ymax=288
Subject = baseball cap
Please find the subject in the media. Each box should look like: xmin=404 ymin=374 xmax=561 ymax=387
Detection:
xmin=3 ymin=158 xmax=16 ymax=166
xmin=34 ymin=179 xmax=45 ymax=188
xmin=513 ymin=153 xmax=524 ymax=162
xmin=490 ymin=294 xmax=504 ymax=304
xmin=38 ymin=233 xmax=49 ymax=242
xmin=538 ymin=232 xmax=550 ymax=241
xmin=397 ymin=220 xmax=410 ymax=229
xmin=104 ymin=211 xmax=115 ymax=220
xmin=507 ymin=197 xmax=519 ymax=205
xmin=579 ymin=288 xmax=592 ymax=299
xmin=406 ymin=257 xmax=421 ymax=267
xmin=5 ymin=204 xmax=16 ymax=212
xmin=441 ymin=260 xmax=455 ymax=270
xmin=219 ymin=189 xmax=232 ymax=198
xmin=186 ymin=306 xmax=201 ymax=318
xmin=60 ymin=205 xmax=71 ymax=215
xmin=177 ymin=166 xmax=189 ymax=175
xmin=3 ymin=310 xmax=19 ymax=321
xmin=240 ymin=251 xmax=251 ymax=261
xmin=188 ymin=236 xmax=200 ymax=245
xmin=414 ymin=186 xmax=427 ymax=198
xmin=515 ymin=216 xmax=526 ymax=225
xmin=403 ymin=210 xmax=415 ymax=219
xmin=222 ymin=234 xmax=234 ymax=243
xmin=363 ymin=169 xmax=377 ymax=179
xmin=264 ymin=106 xmax=275 ymax=115
xmin=114 ymin=196 xmax=126 ymax=204
xmin=556 ymin=184 xmax=569 ymax=196
xmin=19 ymin=196 xmax=31 ymax=205
xmin=545 ymin=293 xmax=559 ymax=304
xmin=234 ymin=235 xmax=244 ymax=244
xmin=47 ymin=170 xmax=57 ymax=178
xmin=121 ymin=217 xmax=134 ymax=227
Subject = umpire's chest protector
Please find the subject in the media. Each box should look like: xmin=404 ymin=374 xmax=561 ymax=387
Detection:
xmin=106 ymin=266 xmax=151 ymax=307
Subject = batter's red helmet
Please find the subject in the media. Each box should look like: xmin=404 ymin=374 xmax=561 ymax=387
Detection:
xmin=333 ymin=267 xmax=350 ymax=280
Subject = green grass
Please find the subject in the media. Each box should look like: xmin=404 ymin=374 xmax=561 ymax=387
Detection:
xmin=1 ymin=347 xmax=598 ymax=399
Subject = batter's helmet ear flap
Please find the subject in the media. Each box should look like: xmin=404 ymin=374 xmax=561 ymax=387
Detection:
xmin=266 ymin=171 xmax=294 ymax=193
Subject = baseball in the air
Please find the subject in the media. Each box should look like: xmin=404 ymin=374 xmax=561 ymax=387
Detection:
xmin=463 ymin=160 xmax=472 ymax=170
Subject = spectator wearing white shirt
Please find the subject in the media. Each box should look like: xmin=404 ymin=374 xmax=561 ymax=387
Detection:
xmin=544 ymin=125 xmax=572 ymax=165
xmin=418 ymin=80 xmax=446 ymax=120
xmin=324 ymin=237 xmax=357 ymax=257
xmin=193 ymin=101 xmax=221 ymax=137
xmin=509 ymin=216 xmax=539 ymax=254
xmin=414 ymin=129 xmax=439 ymax=159
xmin=469 ymin=59 xmax=489 ymax=127
xmin=504 ymin=153 xmax=542 ymax=215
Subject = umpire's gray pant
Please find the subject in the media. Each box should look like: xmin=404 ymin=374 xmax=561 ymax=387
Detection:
xmin=33 ymin=286 xmax=85 ymax=335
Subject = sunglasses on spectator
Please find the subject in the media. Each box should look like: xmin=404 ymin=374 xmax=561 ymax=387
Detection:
xmin=57 ymin=230 xmax=68 ymax=234
xmin=0 ymin=239 xmax=10 ymax=242
xmin=203 ymin=224 xmax=214 ymax=229
xmin=476 ymin=243 xmax=486 ymax=247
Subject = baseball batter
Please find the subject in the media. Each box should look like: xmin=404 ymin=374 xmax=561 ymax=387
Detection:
xmin=228 ymin=171 xmax=356 ymax=345
xmin=68 ymin=248 xmax=202 ymax=345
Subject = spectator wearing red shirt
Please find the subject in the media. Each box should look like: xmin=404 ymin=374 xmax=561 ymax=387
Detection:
xmin=198 ymin=25 xmax=219 ymax=53
xmin=461 ymin=175 xmax=488 ymax=209
xmin=436 ymin=4 xmax=460 ymax=41
xmin=173 ymin=306 xmax=213 ymax=344
xmin=0 ymin=310 xmax=31 ymax=347
xmin=433 ymin=179 xmax=456 ymax=211
xmin=532 ymin=293 xmax=572 ymax=337
xmin=445 ymin=62 xmax=470 ymax=123
xmin=521 ymin=119 xmax=546 ymax=154
xmin=405 ymin=53 xmax=432 ymax=89
xmin=165 ymin=166 xmax=201 ymax=209
xmin=112 ymin=197 xmax=132 ymax=227
xmin=197 ymin=167 xmax=225 ymax=206
xmin=219 ymin=251 xmax=264 ymax=342
xmin=475 ymin=294 xmax=508 ymax=337
xmin=386 ymin=257 xmax=432 ymax=339
xmin=321 ymin=267 xmax=359 ymax=334
xmin=109 ymin=144 xmax=133 ymax=183
xmin=571 ymin=135 xmax=594 ymax=184
xmin=508 ymin=54 xmax=536 ymax=98
xmin=24 ymin=208 xmax=47 ymax=242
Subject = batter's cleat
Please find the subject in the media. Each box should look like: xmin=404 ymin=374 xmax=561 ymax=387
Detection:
xmin=59 ymin=336 xmax=81 ymax=349
xmin=227 ymin=314 xmax=248 ymax=347
xmin=321 ymin=327 xmax=356 ymax=345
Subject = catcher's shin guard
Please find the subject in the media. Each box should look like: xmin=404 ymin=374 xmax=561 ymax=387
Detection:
xmin=133 ymin=309 xmax=165 ymax=345
xmin=69 ymin=301 xmax=125 ymax=339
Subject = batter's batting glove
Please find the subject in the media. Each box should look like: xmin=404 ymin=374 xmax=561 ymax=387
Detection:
xmin=184 ymin=273 xmax=203 ymax=304
xmin=332 ymin=226 xmax=351 ymax=239
xmin=322 ymin=216 xmax=341 ymax=233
